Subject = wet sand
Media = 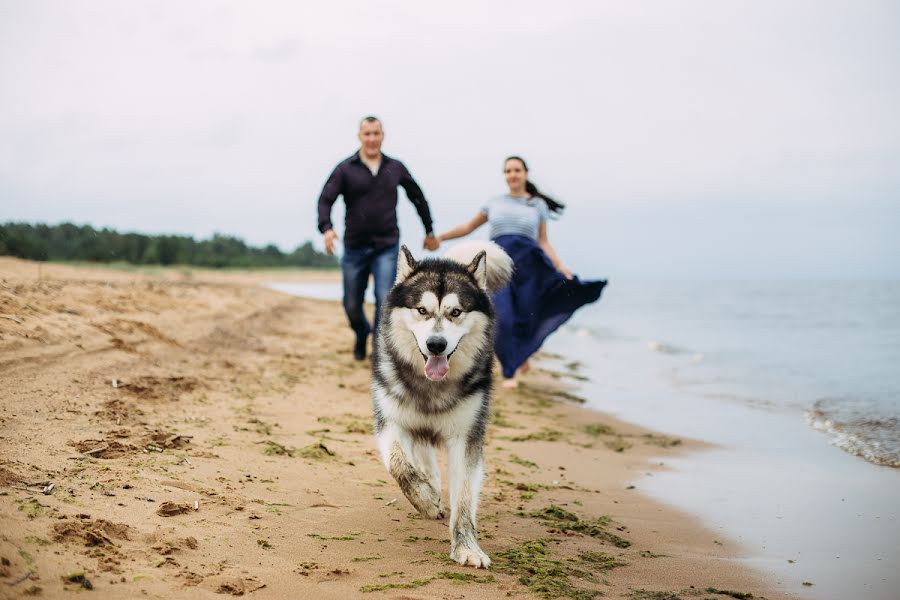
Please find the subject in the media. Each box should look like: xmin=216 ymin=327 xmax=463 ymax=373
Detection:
xmin=0 ymin=257 xmax=792 ymax=599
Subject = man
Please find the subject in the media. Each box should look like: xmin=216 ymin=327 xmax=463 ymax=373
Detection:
xmin=317 ymin=116 xmax=439 ymax=360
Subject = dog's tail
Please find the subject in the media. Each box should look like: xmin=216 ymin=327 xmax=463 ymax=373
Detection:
xmin=443 ymin=240 xmax=513 ymax=293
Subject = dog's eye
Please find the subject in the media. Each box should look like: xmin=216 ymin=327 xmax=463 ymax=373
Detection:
xmin=416 ymin=307 xmax=427 ymax=315
xmin=450 ymin=308 xmax=462 ymax=318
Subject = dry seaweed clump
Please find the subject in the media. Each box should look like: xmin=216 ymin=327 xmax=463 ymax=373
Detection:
xmin=298 ymin=442 xmax=336 ymax=459
xmin=492 ymin=539 xmax=607 ymax=599
xmin=61 ymin=571 xmax=93 ymax=590
xmin=530 ymin=505 xmax=631 ymax=548
xmin=52 ymin=519 xmax=131 ymax=546
xmin=343 ymin=420 xmax=373 ymax=434
xmin=257 ymin=440 xmax=295 ymax=457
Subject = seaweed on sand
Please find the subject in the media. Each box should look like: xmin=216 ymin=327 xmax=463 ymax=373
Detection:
xmin=530 ymin=505 xmax=631 ymax=548
xmin=492 ymin=539 xmax=601 ymax=599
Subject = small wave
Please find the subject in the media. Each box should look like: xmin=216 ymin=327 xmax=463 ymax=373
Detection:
xmin=806 ymin=399 xmax=900 ymax=468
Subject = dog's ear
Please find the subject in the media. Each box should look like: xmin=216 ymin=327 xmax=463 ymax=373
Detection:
xmin=467 ymin=250 xmax=487 ymax=289
xmin=395 ymin=245 xmax=418 ymax=284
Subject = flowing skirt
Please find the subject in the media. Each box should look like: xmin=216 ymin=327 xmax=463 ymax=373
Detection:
xmin=492 ymin=234 xmax=607 ymax=379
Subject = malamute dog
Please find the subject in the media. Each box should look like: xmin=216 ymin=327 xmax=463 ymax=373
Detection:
xmin=371 ymin=241 xmax=513 ymax=568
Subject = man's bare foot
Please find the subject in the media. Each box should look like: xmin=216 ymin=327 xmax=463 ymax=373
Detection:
xmin=500 ymin=377 xmax=519 ymax=389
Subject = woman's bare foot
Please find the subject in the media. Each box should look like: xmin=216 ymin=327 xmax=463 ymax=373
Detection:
xmin=517 ymin=361 xmax=531 ymax=375
xmin=501 ymin=377 xmax=519 ymax=389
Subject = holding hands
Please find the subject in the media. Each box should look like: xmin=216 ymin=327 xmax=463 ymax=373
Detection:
xmin=423 ymin=233 xmax=440 ymax=252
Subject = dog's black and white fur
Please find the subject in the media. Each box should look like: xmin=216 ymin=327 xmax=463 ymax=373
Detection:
xmin=371 ymin=241 xmax=513 ymax=568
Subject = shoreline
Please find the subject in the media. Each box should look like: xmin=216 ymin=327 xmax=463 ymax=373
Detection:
xmin=0 ymin=257 xmax=789 ymax=599
xmin=548 ymin=317 xmax=899 ymax=600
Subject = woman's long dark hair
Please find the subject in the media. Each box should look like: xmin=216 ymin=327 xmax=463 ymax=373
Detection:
xmin=505 ymin=156 xmax=565 ymax=215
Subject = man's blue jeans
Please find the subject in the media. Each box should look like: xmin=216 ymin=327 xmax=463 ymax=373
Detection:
xmin=341 ymin=243 xmax=399 ymax=339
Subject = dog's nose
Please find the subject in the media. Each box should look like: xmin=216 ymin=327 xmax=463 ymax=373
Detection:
xmin=426 ymin=336 xmax=447 ymax=355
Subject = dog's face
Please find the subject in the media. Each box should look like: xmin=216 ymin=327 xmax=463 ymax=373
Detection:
xmin=387 ymin=246 xmax=492 ymax=382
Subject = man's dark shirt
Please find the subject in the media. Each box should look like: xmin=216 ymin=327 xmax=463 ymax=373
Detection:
xmin=317 ymin=152 xmax=434 ymax=250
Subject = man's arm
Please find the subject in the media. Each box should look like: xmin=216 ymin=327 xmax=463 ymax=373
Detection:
xmin=317 ymin=164 xmax=344 ymax=235
xmin=398 ymin=163 xmax=434 ymax=236
xmin=317 ymin=165 xmax=344 ymax=255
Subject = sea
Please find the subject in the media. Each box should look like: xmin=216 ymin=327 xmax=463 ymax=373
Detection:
xmin=269 ymin=278 xmax=900 ymax=600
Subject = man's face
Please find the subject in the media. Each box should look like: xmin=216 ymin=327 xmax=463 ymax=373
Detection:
xmin=358 ymin=121 xmax=384 ymax=159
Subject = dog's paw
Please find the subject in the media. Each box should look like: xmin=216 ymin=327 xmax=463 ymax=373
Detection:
xmin=450 ymin=545 xmax=491 ymax=569
xmin=419 ymin=498 xmax=447 ymax=520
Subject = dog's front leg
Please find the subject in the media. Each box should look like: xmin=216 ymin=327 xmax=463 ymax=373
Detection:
xmin=377 ymin=424 xmax=445 ymax=519
xmin=446 ymin=437 xmax=490 ymax=568
xmin=411 ymin=439 xmax=447 ymax=518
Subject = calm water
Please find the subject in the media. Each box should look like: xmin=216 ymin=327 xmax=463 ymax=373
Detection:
xmin=561 ymin=280 xmax=900 ymax=469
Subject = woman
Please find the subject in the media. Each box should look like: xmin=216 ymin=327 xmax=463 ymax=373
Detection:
xmin=435 ymin=156 xmax=607 ymax=388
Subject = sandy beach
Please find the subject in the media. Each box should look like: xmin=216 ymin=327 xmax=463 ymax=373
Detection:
xmin=0 ymin=257 xmax=791 ymax=600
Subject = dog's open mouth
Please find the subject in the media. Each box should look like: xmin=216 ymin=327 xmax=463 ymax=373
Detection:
xmin=423 ymin=354 xmax=451 ymax=381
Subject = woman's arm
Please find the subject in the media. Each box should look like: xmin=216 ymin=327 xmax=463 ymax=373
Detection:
xmin=436 ymin=211 xmax=488 ymax=243
xmin=537 ymin=222 xmax=573 ymax=280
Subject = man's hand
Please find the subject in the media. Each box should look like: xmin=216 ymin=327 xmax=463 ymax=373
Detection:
xmin=323 ymin=229 xmax=339 ymax=255
xmin=423 ymin=234 xmax=440 ymax=252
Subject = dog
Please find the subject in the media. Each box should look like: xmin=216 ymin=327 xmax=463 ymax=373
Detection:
xmin=371 ymin=241 xmax=513 ymax=568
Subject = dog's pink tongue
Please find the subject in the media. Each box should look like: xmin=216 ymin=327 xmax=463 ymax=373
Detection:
xmin=424 ymin=355 xmax=450 ymax=381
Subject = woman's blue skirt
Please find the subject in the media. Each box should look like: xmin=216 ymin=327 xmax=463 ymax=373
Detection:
xmin=492 ymin=234 xmax=607 ymax=378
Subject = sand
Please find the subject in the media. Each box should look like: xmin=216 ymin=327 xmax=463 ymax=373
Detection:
xmin=0 ymin=257 xmax=792 ymax=599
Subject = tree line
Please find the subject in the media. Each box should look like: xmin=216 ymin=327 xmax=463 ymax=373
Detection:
xmin=0 ymin=222 xmax=338 ymax=269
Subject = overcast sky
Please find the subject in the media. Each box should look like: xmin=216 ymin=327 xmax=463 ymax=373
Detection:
xmin=1 ymin=1 xmax=898 ymax=278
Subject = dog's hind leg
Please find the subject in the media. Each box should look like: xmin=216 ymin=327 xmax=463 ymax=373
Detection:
xmin=377 ymin=425 xmax=445 ymax=519
xmin=446 ymin=436 xmax=490 ymax=568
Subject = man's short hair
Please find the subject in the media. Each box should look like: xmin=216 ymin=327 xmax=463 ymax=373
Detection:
xmin=359 ymin=115 xmax=382 ymax=130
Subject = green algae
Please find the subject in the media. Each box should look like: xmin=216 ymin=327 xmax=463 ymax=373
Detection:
xmin=507 ymin=429 xmax=565 ymax=442
xmin=490 ymin=410 xmax=521 ymax=428
xmin=360 ymin=578 xmax=433 ymax=593
xmin=530 ymin=505 xmax=631 ymax=548
xmin=642 ymin=434 xmax=682 ymax=448
xmin=578 ymin=550 xmax=627 ymax=570
xmin=604 ymin=437 xmax=633 ymax=452
xmin=509 ymin=454 xmax=539 ymax=469
xmin=17 ymin=499 xmax=46 ymax=519
xmin=492 ymin=539 xmax=600 ymax=599
xmin=629 ymin=591 xmax=683 ymax=600
xmin=704 ymin=589 xmax=756 ymax=599
xmin=360 ymin=571 xmax=494 ymax=593
xmin=583 ymin=423 xmax=617 ymax=437
xmin=307 ymin=531 xmax=361 ymax=541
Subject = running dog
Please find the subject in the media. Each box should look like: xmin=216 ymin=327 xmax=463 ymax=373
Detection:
xmin=371 ymin=241 xmax=513 ymax=568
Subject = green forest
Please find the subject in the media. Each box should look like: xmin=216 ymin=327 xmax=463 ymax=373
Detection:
xmin=0 ymin=222 xmax=337 ymax=269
